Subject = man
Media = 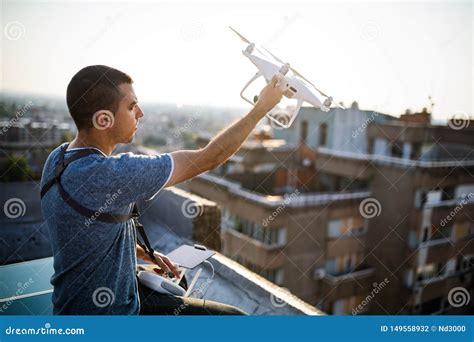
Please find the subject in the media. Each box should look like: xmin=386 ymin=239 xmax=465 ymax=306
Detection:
xmin=41 ymin=65 xmax=282 ymax=315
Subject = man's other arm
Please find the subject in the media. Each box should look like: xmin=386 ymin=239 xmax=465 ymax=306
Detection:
xmin=165 ymin=76 xmax=283 ymax=188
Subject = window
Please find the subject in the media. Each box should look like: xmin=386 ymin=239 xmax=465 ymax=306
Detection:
xmin=390 ymin=141 xmax=403 ymax=158
xmin=402 ymin=142 xmax=412 ymax=160
xmin=452 ymin=221 xmax=472 ymax=241
xmin=408 ymin=230 xmax=418 ymax=248
xmin=328 ymin=219 xmax=343 ymax=238
xmin=300 ymin=120 xmax=308 ymax=144
xmin=414 ymin=190 xmax=428 ymax=208
xmin=327 ymin=217 xmax=366 ymax=239
xmin=416 ymin=263 xmax=441 ymax=281
xmin=373 ymin=138 xmax=388 ymax=156
xmin=461 ymin=255 xmax=474 ymax=271
xmin=430 ymin=225 xmax=451 ymax=240
xmin=454 ymin=184 xmax=474 ymax=199
xmin=319 ymin=123 xmax=327 ymax=146
xmin=240 ymin=260 xmax=284 ymax=286
xmin=425 ymin=190 xmax=442 ymax=205
xmin=411 ymin=142 xmax=421 ymax=159
xmin=325 ymin=253 xmax=363 ymax=275
xmin=325 ymin=258 xmax=337 ymax=274
xmin=404 ymin=269 xmax=414 ymax=287
xmin=227 ymin=212 xmax=287 ymax=247
xmin=368 ymin=138 xmax=374 ymax=154
xmin=441 ymin=186 xmax=455 ymax=201
xmin=262 ymin=268 xmax=284 ymax=286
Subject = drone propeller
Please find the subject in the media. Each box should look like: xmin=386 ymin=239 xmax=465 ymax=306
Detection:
xmin=261 ymin=47 xmax=315 ymax=88
xmin=262 ymin=46 xmax=338 ymax=103
xmin=290 ymin=67 xmax=344 ymax=109
xmin=229 ymin=26 xmax=251 ymax=44
xmin=261 ymin=46 xmax=285 ymax=65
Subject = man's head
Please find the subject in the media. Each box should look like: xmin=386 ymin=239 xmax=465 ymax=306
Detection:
xmin=66 ymin=65 xmax=144 ymax=143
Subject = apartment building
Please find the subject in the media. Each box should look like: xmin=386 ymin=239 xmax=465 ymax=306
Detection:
xmin=187 ymin=131 xmax=376 ymax=314
xmin=186 ymin=110 xmax=473 ymax=315
xmin=0 ymin=120 xmax=71 ymax=174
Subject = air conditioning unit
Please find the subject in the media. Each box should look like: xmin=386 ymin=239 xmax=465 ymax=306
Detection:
xmin=314 ymin=268 xmax=326 ymax=280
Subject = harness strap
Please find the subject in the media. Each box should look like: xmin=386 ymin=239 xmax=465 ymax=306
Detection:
xmin=133 ymin=205 xmax=156 ymax=262
xmin=41 ymin=143 xmax=156 ymax=260
xmin=41 ymin=148 xmax=103 ymax=199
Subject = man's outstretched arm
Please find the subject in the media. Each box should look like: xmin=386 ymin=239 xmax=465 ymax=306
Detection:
xmin=165 ymin=76 xmax=283 ymax=188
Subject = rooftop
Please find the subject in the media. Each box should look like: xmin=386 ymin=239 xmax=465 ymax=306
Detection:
xmin=0 ymin=182 xmax=323 ymax=315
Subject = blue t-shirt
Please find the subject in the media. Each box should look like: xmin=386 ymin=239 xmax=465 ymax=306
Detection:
xmin=40 ymin=143 xmax=173 ymax=315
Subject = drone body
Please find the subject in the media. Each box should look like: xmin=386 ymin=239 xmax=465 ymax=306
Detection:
xmin=230 ymin=27 xmax=344 ymax=129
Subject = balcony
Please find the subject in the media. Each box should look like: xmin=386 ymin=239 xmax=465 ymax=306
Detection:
xmin=193 ymin=172 xmax=370 ymax=209
xmin=222 ymin=228 xmax=285 ymax=270
xmin=314 ymin=267 xmax=375 ymax=284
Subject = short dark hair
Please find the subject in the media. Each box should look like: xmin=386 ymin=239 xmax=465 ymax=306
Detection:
xmin=66 ymin=65 xmax=133 ymax=130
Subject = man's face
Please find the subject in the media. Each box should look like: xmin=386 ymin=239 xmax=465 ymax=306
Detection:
xmin=112 ymin=83 xmax=144 ymax=143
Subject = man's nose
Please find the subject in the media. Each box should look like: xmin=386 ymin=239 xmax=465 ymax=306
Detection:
xmin=136 ymin=105 xmax=144 ymax=119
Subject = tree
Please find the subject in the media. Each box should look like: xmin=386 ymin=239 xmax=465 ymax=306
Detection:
xmin=0 ymin=156 xmax=36 ymax=182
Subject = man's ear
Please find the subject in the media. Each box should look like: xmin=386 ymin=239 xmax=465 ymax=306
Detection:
xmin=92 ymin=110 xmax=115 ymax=130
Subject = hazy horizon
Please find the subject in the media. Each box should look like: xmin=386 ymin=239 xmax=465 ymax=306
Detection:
xmin=2 ymin=0 xmax=472 ymax=121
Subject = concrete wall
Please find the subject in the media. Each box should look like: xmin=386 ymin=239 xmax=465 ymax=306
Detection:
xmin=138 ymin=187 xmax=221 ymax=251
xmin=0 ymin=182 xmax=51 ymax=264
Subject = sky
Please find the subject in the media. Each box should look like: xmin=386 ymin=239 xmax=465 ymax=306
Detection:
xmin=1 ymin=0 xmax=472 ymax=121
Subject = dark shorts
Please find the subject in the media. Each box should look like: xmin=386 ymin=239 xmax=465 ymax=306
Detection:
xmin=138 ymin=281 xmax=248 ymax=315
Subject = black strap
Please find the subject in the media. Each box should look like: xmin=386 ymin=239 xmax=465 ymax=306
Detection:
xmin=133 ymin=205 xmax=156 ymax=262
xmin=40 ymin=148 xmax=103 ymax=199
xmin=41 ymin=143 xmax=156 ymax=260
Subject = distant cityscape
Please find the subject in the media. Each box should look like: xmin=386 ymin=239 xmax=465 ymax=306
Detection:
xmin=1 ymin=91 xmax=473 ymax=315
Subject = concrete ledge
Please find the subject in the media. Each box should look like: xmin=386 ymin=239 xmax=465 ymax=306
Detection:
xmin=211 ymin=253 xmax=324 ymax=315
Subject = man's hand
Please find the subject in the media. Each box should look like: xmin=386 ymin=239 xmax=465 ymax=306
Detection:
xmin=253 ymin=75 xmax=284 ymax=116
xmin=137 ymin=245 xmax=181 ymax=279
xmin=149 ymin=251 xmax=181 ymax=279
xmin=164 ymin=75 xmax=283 ymax=188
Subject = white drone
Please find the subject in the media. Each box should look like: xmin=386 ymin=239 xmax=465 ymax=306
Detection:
xmin=230 ymin=27 xmax=344 ymax=129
